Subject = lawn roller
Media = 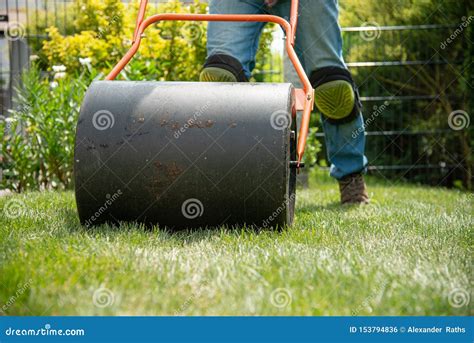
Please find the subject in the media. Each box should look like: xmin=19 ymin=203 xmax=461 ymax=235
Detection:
xmin=74 ymin=0 xmax=314 ymax=229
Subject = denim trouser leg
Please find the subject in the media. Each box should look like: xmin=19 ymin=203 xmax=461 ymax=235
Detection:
xmin=207 ymin=0 xmax=267 ymax=79
xmin=207 ymin=0 xmax=368 ymax=180
xmin=270 ymin=0 xmax=346 ymax=72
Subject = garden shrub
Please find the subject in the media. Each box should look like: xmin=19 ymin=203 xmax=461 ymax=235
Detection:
xmin=1 ymin=65 xmax=90 ymax=191
xmin=41 ymin=0 xmax=208 ymax=81
xmin=42 ymin=27 xmax=112 ymax=72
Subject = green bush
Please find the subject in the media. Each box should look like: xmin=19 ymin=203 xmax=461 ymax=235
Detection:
xmin=41 ymin=0 xmax=208 ymax=81
xmin=1 ymin=65 xmax=90 ymax=191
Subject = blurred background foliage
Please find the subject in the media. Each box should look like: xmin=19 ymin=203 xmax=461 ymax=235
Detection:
xmin=1 ymin=0 xmax=472 ymax=191
xmin=2 ymin=0 xmax=281 ymax=191
xmin=41 ymin=0 xmax=208 ymax=80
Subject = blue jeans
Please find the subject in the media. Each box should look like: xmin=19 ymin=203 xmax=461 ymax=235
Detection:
xmin=207 ymin=0 xmax=368 ymax=180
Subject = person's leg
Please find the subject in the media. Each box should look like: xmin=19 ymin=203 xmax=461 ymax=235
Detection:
xmin=271 ymin=0 xmax=346 ymax=71
xmin=201 ymin=0 xmax=267 ymax=81
xmin=272 ymin=0 xmax=368 ymax=203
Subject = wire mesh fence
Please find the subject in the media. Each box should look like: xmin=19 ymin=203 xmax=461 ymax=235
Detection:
xmin=338 ymin=24 xmax=471 ymax=188
xmin=0 ymin=0 xmax=471 ymax=189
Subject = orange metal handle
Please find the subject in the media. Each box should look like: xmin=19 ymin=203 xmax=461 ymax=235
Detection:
xmin=106 ymin=0 xmax=313 ymax=165
xmin=133 ymin=0 xmax=299 ymax=42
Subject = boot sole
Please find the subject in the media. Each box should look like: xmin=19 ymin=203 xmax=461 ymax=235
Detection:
xmin=200 ymin=67 xmax=237 ymax=82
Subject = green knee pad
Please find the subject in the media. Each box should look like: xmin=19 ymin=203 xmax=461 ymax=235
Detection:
xmin=314 ymin=80 xmax=355 ymax=121
xmin=310 ymin=67 xmax=360 ymax=124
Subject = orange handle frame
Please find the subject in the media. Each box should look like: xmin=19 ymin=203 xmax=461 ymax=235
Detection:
xmin=106 ymin=0 xmax=313 ymax=166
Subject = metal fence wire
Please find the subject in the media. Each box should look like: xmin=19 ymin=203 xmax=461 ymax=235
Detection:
xmin=0 ymin=0 xmax=472 ymax=189
xmin=336 ymin=24 xmax=471 ymax=188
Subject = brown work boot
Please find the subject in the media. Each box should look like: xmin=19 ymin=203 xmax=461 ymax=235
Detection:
xmin=338 ymin=173 xmax=369 ymax=205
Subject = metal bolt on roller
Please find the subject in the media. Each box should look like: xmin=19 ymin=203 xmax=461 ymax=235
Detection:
xmin=74 ymin=81 xmax=297 ymax=229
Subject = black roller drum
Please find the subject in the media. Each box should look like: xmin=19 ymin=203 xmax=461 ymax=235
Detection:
xmin=74 ymin=81 xmax=297 ymax=229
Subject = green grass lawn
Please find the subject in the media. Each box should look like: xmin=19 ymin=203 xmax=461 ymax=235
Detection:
xmin=0 ymin=172 xmax=472 ymax=316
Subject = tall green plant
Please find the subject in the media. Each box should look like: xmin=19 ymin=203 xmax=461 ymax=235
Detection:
xmin=1 ymin=65 xmax=89 ymax=191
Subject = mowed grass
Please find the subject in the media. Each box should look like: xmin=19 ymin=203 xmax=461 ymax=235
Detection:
xmin=0 ymin=172 xmax=472 ymax=316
